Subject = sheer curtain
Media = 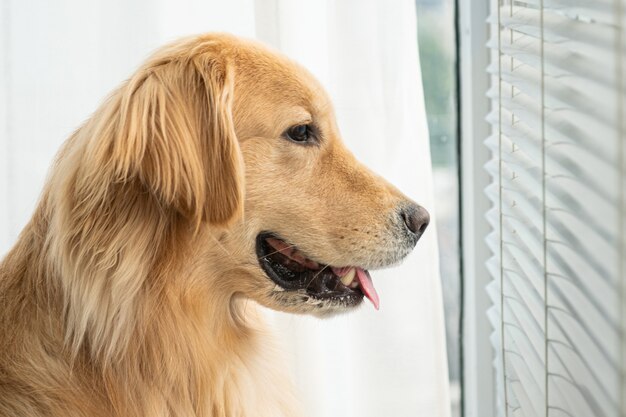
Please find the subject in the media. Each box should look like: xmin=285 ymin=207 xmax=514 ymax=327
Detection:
xmin=0 ymin=1 xmax=450 ymax=416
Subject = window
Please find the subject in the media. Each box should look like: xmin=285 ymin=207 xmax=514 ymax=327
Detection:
xmin=461 ymin=1 xmax=626 ymax=416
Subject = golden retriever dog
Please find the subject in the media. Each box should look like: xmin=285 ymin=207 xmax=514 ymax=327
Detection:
xmin=0 ymin=33 xmax=430 ymax=417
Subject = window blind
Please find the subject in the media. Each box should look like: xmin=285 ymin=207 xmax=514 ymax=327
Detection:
xmin=485 ymin=1 xmax=626 ymax=416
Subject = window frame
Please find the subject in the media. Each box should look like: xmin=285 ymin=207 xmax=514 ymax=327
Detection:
xmin=458 ymin=1 xmax=495 ymax=417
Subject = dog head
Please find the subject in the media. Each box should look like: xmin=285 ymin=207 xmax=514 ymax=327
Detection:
xmin=96 ymin=34 xmax=429 ymax=317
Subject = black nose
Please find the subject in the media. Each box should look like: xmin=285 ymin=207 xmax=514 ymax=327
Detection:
xmin=400 ymin=205 xmax=430 ymax=237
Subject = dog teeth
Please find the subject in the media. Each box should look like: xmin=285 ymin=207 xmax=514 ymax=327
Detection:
xmin=340 ymin=268 xmax=356 ymax=286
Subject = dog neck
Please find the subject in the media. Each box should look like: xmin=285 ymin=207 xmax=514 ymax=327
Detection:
xmin=0 ymin=186 xmax=299 ymax=416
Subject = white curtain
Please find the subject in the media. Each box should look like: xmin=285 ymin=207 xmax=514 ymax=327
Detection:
xmin=0 ymin=1 xmax=450 ymax=416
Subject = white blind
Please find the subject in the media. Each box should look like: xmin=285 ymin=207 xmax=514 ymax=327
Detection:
xmin=485 ymin=1 xmax=626 ymax=416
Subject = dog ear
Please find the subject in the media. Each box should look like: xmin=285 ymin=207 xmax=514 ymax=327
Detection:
xmin=113 ymin=55 xmax=243 ymax=226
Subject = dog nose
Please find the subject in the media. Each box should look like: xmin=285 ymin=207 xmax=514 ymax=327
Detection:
xmin=400 ymin=205 xmax=430 ymax=238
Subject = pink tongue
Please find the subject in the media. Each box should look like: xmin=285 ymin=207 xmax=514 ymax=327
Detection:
xmin=355 ymin=268 xmax=380 ymax=310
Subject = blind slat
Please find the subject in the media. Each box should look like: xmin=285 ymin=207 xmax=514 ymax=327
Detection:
xmin=492 ymin=0 xmax=616 ymax=30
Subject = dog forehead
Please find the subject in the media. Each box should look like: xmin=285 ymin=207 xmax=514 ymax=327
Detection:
xmin=228 ymin=41 xmax=329 ymax=113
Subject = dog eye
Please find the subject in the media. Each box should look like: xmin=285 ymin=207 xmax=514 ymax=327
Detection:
xmin=285 ymin=124 xmax=313 ymax=143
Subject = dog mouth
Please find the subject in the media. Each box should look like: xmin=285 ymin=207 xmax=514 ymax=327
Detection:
xmin=255 ymin=232 xmax=380 ymax=309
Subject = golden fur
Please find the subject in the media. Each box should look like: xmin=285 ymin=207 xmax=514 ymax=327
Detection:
xmin=0 ymin=34 xmax=424 ymax=416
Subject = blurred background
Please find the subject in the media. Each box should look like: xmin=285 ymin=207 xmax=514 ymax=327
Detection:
xmin=0 ymin=0 xmax=459 ymax=416
xmin=415 ymin=0 xmax=460 ymax=415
